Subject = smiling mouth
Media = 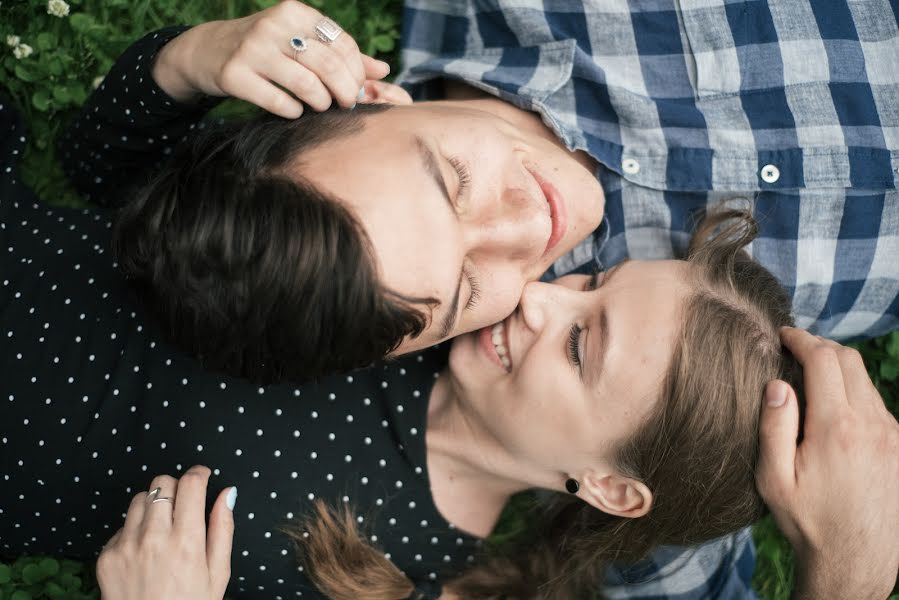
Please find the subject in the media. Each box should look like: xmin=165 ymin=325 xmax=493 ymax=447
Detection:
xmin=491 ymin=320 xmax=512 ymax=372
xmin=526 ymin=165 xmax=568 ymax=257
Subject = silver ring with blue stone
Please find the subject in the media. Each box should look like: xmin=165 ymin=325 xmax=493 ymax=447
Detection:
xmin=289 ymin=36 xmax=308 ymax=61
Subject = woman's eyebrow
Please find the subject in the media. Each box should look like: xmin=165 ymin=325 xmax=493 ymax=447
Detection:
xmin=586 ymin=261 xmax=628 ymax=386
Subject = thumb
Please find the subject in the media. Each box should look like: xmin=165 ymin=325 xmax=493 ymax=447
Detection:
xmin=756 ymin=380 xmax=800 ymax=508
xmin=207 ymin=486 xmax=236 ymax=593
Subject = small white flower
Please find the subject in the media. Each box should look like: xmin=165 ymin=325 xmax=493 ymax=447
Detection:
xmin=13 ymin=43 xmax=33 ymax=59
xmin=46 ymin=0 xmax=70 ymax=18
xmin=92 ymin=75 xmax=104 ymax=90
xmin=6 ymin=35 xmax=20 ymax=47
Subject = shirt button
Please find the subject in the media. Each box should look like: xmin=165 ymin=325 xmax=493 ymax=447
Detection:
xmin=760 ymin=164 xmax=780 ymax=183
xmin=622 ymin=158 xmax=640 ymax=175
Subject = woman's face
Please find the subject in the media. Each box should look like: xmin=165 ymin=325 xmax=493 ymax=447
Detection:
xmin=447 ymin=260 xmax=693 ymax=477
xmin=299 ymin=100 xmax=605 ymax=353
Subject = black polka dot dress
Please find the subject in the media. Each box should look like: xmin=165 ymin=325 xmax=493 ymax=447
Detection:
xmin=0 ymin=32 xmax=480 ymax=600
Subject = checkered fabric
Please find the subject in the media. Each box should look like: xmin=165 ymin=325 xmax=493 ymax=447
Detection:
xmin=397 ymin=0 xmax=899 ymax=342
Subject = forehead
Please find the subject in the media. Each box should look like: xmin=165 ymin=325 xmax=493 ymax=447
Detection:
xmin=297 ymin=118 xmax=461 ymax=329
xmin=593 ymin=260 xmax=693 ymax=423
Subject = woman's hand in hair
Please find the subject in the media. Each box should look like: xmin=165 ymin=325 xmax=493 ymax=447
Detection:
xmin=152 ymin=0 xmax=391 ymax=117
xmin=756 ymin=328 xmax=899 ymax=600
xmin=96 ymin=465 xmax=236 ymax=600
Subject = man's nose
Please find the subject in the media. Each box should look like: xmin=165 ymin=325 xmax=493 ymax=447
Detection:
xmin=469 ymin=187 xmax=547 ymax=261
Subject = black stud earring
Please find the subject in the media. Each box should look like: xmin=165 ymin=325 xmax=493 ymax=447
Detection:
xmin=565 ymin=478 xmax=580 ymax=494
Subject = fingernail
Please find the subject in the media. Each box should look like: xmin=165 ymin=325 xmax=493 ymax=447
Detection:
xmin=766 ymin=382 xmax=788 ymax=407
xmin=226 ymin=487 xmax=238 ymax=511
xmin=357 ymin=86 xmax=366 ymax=101
xmin=378 ymin=60 xmax=390 ymax=74
xmin=349 ymin=103 xmax=356 ymax=111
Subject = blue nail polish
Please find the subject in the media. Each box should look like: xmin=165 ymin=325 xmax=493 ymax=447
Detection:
xmin=357 ymin=87 xmax=366 ymax=101
xmin=226 ymin=487 xmax=238 ymax=511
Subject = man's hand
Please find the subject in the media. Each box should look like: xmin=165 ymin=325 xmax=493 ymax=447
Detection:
xmin=756 ymin=327 xmax=899 ymax=600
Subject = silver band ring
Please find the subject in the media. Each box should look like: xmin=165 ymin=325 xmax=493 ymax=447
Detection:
xmin=290 ymin=36 xmax=308 ymax=62
xmin=314 ymin=18 xmax=342 ymax=43
xmin=151 ymin=496 xmax=175 ymax=505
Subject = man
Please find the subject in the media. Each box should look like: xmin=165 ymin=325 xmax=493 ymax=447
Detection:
xmin=389 ymin=2 xmax=898 ymax=595
xmin=66 ymin=0 xmax=898 ymax=384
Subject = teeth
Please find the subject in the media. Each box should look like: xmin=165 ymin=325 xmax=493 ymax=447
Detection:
xmin=491 ymin=321 xmax=511 ymax=370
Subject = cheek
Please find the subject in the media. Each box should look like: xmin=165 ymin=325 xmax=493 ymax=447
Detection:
xmin=478 ymin=273 xmax=526 ymax=324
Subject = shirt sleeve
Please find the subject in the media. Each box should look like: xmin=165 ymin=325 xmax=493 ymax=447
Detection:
xmin=58 ymin=25 xmax=223 ymax=207
xmin=601 ymin=528 xmax=759 ymax=599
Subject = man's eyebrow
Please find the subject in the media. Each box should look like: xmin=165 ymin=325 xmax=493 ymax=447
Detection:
xmin=438 ymin=270 xmax=465 ymax=340
xmin=587 ymin=261 xmax=627 ymax=387
xmin=415 ymin=134 xmax=465 ymax=340
xmin=414 ymin=135 xmax=452 ymax=210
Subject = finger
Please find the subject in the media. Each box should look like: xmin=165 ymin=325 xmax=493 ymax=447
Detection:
xmin=328 ymin=33 xmax=367 ymax=89
xmin=226 ymin=68 xmax=305 ymax=119
xmin=360 ymin=80 xmax=414 ymax=105
xmin=142 ymin=474 xmax=178 ymax=534
xmin=755 ymin=380 xmax=800 ymax=510
xmin=293 ymin=42 xmax=363 ymax=108
xmin=207 ymin=486 xmax=237 ymax=594
xmin=122 ymin=491 xmax=149 ymax=539
xmin=173 ymin=465 xmax=211 ymax=537
xmin=266 ymin=54 xmax=334 ymax=112
xmin=780 ymin=327 xmax=848 ymax=428
xmin=103 ymin=528 xmax=123 ymax=552
xmin=829 ymin=345 xmax=887 ymax=418
xmin=361 ymin=55 xmax=391 ymax=81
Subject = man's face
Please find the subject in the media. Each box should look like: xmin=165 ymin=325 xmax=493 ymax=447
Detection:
xmin=300 ymin=101 xmax=605 ymax=352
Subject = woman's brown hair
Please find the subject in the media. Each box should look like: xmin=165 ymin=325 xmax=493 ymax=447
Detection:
xmin=287 ymin=207 xmax=801 ymax=599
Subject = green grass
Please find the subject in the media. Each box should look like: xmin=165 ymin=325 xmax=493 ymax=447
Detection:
xmin=2 ymin=1 xmax=898 ymax=599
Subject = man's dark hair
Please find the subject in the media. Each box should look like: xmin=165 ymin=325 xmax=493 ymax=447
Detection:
xmin=113 ymin=105 xmax=433 ymax=384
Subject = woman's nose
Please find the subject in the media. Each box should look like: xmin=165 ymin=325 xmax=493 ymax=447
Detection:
xmin=519 ymin=281 xmax=564 ymax=333
xmin=518 ymin=277 xmax=585 ymax=332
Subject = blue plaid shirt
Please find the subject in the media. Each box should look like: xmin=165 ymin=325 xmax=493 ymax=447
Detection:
xmin=397 ymin=0 xmax=899 ymax=343
xmin=398 ymin=1 xmax=899 ymax=597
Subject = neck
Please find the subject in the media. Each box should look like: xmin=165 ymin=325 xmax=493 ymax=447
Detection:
xmin=424 ymin=372 xmax=534 ymax=538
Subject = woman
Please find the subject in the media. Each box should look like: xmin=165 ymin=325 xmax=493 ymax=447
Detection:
xmin=0 ymin=110 xmax=800 ymax=600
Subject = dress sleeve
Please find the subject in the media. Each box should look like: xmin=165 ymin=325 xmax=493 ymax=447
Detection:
xmin=58 ymin=25 xmax=223 ymax=207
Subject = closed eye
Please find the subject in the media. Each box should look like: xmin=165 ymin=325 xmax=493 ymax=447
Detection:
xmin=448 ymin=156 xmax=472 ymax=200
xmin=465 ymin=271 xmax=481 ymax=310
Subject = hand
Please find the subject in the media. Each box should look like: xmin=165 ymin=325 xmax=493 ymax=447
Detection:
xmin=97 ymin=465 xmax=236 ymax=600
xmin=756 ymin=327 xmax=899 ymax=600
xmin=153 ymin=0 xmax=391 ymax=117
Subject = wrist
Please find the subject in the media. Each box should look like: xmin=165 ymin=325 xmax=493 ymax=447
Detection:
xmin=792 ymin=553 xmax=888 ymax=600
xmin=150 ymin=27 xmax=205 ymax=104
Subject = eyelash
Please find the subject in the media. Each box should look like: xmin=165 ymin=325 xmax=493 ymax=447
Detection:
xmin=465 ymin=271 xmax=481 ymax=310
xmin=567 ymin=270 xmax=603 ymax=369
xmin=448 ymin=156 xmax=472 ymax=198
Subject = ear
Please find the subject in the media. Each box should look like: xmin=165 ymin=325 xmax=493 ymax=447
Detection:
xmin=360 ymin=80 xmax=414 ymax=105
xmin=578 ymin=472 xmax=653 ymax=518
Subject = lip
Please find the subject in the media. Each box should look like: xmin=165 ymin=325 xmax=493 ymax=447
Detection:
xmin=526 ymin=164 xmax=568 ymax=256
xmin=477 ymin=316 xmax=512 ymax=373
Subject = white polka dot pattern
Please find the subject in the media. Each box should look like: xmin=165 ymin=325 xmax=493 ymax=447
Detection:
xmin=0 ymin=29 xmax=478 ymax=599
